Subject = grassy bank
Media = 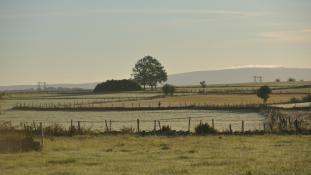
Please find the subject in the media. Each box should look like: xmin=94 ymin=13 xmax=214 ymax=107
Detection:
xmin=0 ymin=135 xmax=310 ymax=175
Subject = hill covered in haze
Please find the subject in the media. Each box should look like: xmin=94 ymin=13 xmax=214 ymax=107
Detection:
xmin=1 ymin=67 xmax=310 ymax=91
xmin=167 ymin=67 xmax=311 ymax=86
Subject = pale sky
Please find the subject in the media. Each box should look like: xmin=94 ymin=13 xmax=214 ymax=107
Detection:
xmin=0 ymin=0 xmax=311 ymax=86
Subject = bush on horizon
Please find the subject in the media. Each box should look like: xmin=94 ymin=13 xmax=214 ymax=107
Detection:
xmin=162 ymin=84 xmax=175 ymax=96
xmin=93 ymin=79 xmax=141 ymax=93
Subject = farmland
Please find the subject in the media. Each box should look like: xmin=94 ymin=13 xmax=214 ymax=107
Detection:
xmin=0 ymin=81 xmax=310 ymax=132
xmin=0 ymin=81 xmax=310 ymax=175
xmin=0 ymin=135 xmax=310 ymax=175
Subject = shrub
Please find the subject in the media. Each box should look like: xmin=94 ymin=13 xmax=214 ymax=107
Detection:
xmin=0 ymin=135 xmax=41 ymax=153
xmin=302 ymin=95 xmax=311 ymax=102
xmin=161 ymin=125 xmax=172 ymax=132
xmin=93 ymin=79 xmax=141 ymax=93
xmin=288 ymin=78 xmax=296 ymax=82
xmin=289 ymin=97 xmax=302 ymax=103
xmin=120 ymin=127 xmax=135 ymax=134
xmin=162 ymin=84 xmax=175 ymax=96
xmin=195 ymin=123 xmax=216 ymax=135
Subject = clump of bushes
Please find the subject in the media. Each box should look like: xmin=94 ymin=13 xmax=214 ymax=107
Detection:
xmin=302 ymin=94 xmax=311 ymax=102
xmin=195 ymin=123 xmax=217 ymax=135
xmin=289 ymin=97 xmax=302 ymax=103
xmin=289 ymin=95 xmax=311 ymax=103
xmin=94 ymin=79 xmax=141 ymax=93
xmin=0 ymin=122 xmax=41 ymax=153
xmin=0 ymin=136 xmax=41 ymax=153
xmin=162 ymin=84 xmax=175 ymax=96
xmin=161 ymin=125 xmax=172 ymax=132
xmin=120 ymin=127 xmax=135 ymax=134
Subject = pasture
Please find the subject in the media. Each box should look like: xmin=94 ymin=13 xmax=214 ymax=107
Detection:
xmin=0 ymin=81 xmax=310 ymax=132
xmin=0 ymin=135 xmax=310 ymax=175
xmin=0 ymin=81 xmax=310 ymax=175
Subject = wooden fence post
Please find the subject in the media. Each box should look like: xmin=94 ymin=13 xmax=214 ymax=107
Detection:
xmin=241 ymin=120 xmax=244 ymax=133
xmin=154 ymin=120 xmax=156 ymax=131
xmin=158 ymin=120 xmax=161 ymax=131
xmin=24 ymin=123 xmax=27 ymax=134
xmin=212 ymin=119 xmax=214 ymax=129
xmin=78 ymin=121 xmax=81 ymax=133
xmin=105 ymin=120 xmax=109 ymax=132
xmin=70 ymin=120 xmax=73 ymax=134
xmin=40 ymin=122 xmax=44 ymax=147
xmin=188 ymin=117 xmax=191 ymax=133
xmin=137 ymin=119 xmax=140 ymax=133
xmin=109 ymin=120 xmax=112 ymax=132
xmin=229 ymin=124 xmax=232 ymax=134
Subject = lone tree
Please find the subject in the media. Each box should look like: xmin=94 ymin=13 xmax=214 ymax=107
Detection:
xmin=200 ymin=81 xmax=206 ymax=88
xmin=257 ymin=86 xmax=272 ymax=104
xmin=162 ymin=84 xmax=175 ymax=96
xmin=132 ymin=56 xmax=167 ymax=89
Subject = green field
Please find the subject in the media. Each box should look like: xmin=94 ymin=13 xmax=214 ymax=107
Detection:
xmin=0 ymin=135 xmax=310 ymax=175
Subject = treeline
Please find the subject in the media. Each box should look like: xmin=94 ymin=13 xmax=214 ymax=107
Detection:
xmin=94 ymin=79 xmax=141 ymax=93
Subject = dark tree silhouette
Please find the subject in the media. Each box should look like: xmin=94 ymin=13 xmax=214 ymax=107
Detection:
xmin=93 ymin=79 xmax=141 ymax=93
xmin=257 ymin=86 xmax=272 ymax=104
xmin=132 ymin=56 xmax=167 ymax=89
xmin=200 ymin=81 xmax=206 ymax=88
xmin=162 ymin=84 xmax=175 ymax=96
xmin=288 ymin=78 xmax=296 ymax=82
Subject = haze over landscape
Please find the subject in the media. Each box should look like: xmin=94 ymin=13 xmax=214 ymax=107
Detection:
xmin=1 ymin=67 xmax=311 ymax=91
xmin=1 ymin=0 xmax=311 ymax=86
xmin=1 ymin=1 xmax=311 ymax=175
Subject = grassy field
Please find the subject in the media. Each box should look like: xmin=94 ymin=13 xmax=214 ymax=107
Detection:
xmin=0 ymin=135 xmax=310 ymax=175
xmin=95 ymin=94 xmax=308 ymax=108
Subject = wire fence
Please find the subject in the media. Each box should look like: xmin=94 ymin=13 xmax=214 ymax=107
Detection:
xmin=2 ymin=115 xmax=265 ymax=133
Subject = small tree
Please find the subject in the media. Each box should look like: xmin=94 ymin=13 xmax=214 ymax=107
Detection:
xmin=275 ymin=78 xmax=280 ymax=82
xmin=162 ymin=84 xmax=175 ymax=96
xmin=257 ymin=86 xmax=272 ymax=104
xmin=200 ymin=81 xmax=206 ymax=88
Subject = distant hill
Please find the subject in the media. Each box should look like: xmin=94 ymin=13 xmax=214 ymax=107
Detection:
xmin=1 ymin=67 xmax=310 ymax=91
xmin=167 ymin=67 xmax=311 ymax=86
xmin=0 ymin=82 xmax=98 ymax=92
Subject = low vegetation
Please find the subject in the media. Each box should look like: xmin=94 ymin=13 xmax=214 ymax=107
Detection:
xmin=0 ymin=135 xmax=310 ymax=175
xmin=195 ymin=123 xmax=217 ymax=135
xmin=162 ymin=84 xmax=175 ymax=96
xmin=0 ymin=122 xmax=41 ymax=153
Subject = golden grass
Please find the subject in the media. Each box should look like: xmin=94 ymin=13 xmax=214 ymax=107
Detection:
xmin=0 ymin=135 xmax=310 ymax=175
xmin=100 ymin=94 xmax=307 ymax=107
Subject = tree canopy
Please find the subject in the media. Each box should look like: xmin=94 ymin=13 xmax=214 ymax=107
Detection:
xmin=93 ymin=79 xmax=141 ymax=93
xmin=132 ymin=56 xmax=167 ymax=89
xmin=162 ymin=84 xmax=175 ymax=96
xmin=257 ymin=86 xmax=272 ymax=104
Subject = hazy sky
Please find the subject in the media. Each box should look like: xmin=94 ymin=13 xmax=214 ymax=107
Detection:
xmin=1 ymin=0 xmax=311 ymax=85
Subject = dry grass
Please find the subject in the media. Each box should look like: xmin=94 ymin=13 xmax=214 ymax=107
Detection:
xmin=99 ymin=94 xmax=307 ymax=108
xmin=0 ymin=135 xmax=310 ymax=175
